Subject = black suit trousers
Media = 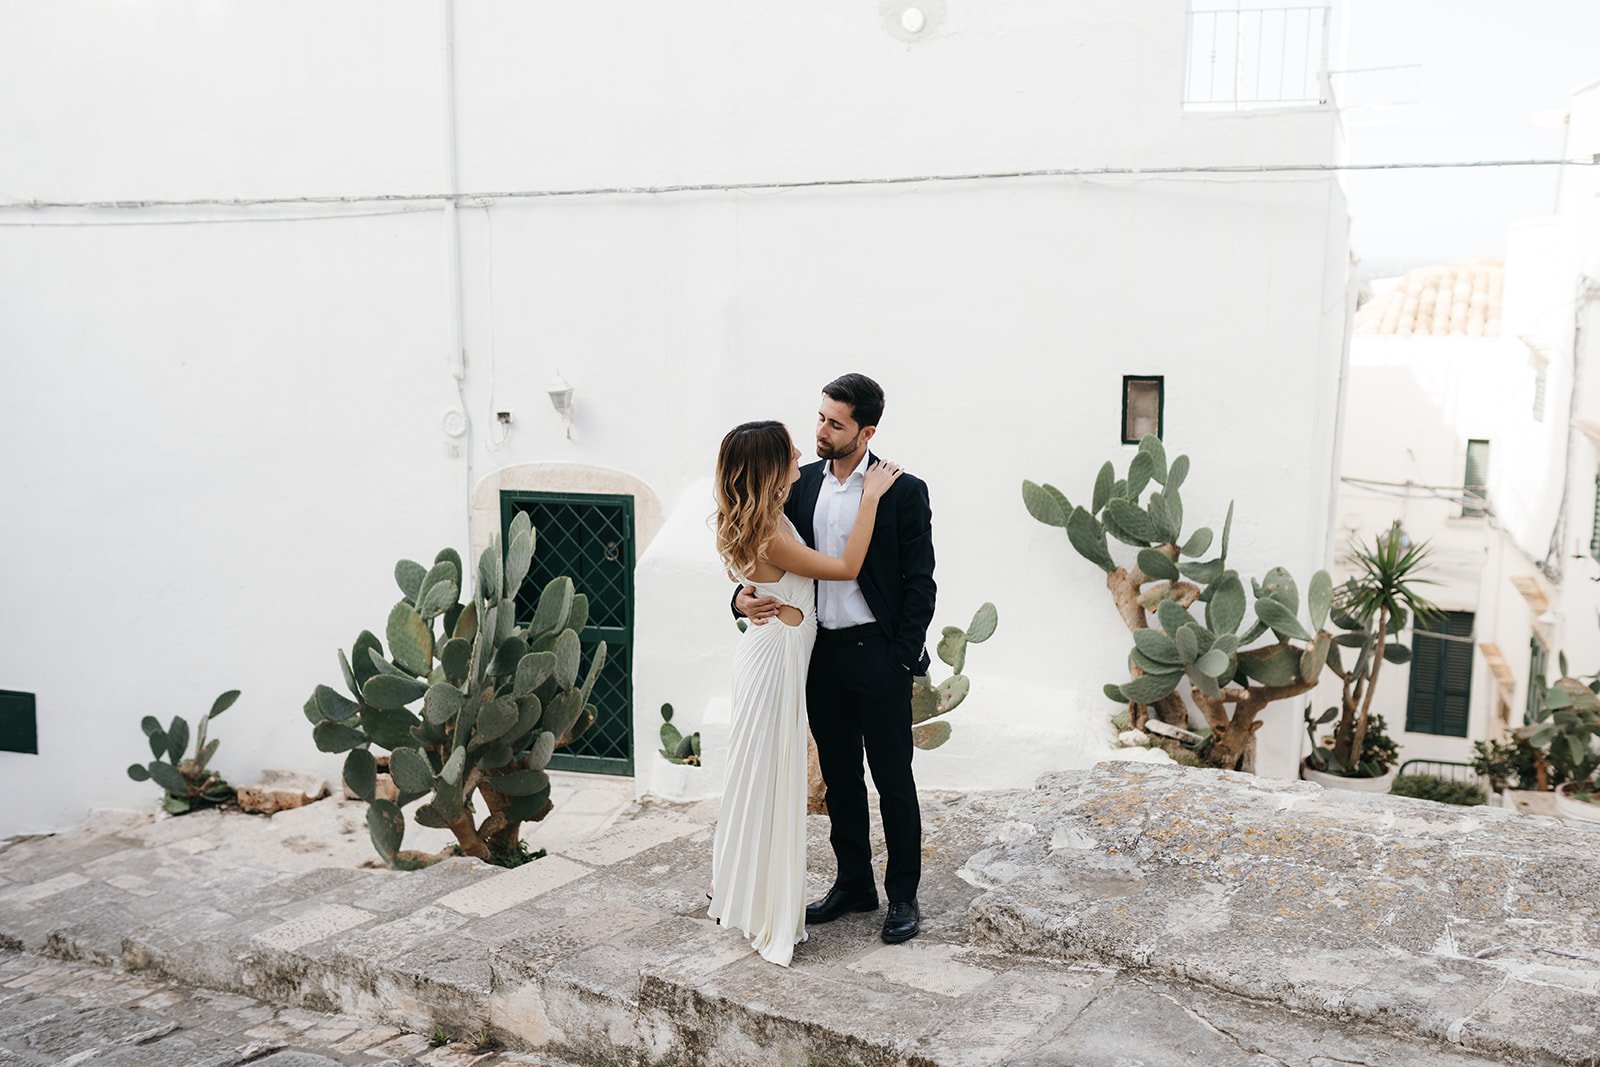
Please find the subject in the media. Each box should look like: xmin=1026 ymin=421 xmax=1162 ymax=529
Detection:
xmin=806 ymin=626 xmax=921 ymax=904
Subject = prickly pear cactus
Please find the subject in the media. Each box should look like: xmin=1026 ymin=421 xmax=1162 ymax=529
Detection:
xmin=1023 ymin=435 xmax=1332 ymax=770
xmin=305 ymin=510 xmax=607 ymax=867
xmin=658 ymin=703 xmax=701 ymax=765
xmin=127 ymin=690 xmax=240 ymax=815
xmin=911 ymin=602 xmax=998 ymax=751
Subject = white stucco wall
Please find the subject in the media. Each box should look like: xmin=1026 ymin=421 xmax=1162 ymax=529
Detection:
xmin=0 ymin=0 xmax=1350 ymax=835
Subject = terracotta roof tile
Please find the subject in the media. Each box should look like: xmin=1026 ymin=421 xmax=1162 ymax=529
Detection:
xmin=1354 ymin=258 xmax=1503 ymax=338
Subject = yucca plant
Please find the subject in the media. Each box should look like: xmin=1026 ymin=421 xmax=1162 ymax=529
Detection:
xmin=1313 ymin=523 xmax=1439 ymax=775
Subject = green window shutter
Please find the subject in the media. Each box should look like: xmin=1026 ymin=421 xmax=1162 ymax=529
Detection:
xmin=1405 ymin=633 xmax=1440 ymax=733
xmin=1591 ymin=472 xmax=1600 ymax=562
xmin=0 ymin=690 xmax=37 ymax=754
xmin=1406 ymin=612 xmax=1474 ymax=737
xmin=1533 ymin=369 xmax=1546 ymax=422
xmin=1526 ymin=638 xmax=1547 ymax=722
xmin=1462 ymin=440 xmax=1490 ymax=518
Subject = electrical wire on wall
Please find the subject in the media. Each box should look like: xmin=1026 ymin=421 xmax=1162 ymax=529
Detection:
xmin=1 ymin=155 xmax=1595 ymax=224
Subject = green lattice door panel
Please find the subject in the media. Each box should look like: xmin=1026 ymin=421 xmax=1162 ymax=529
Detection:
xmin=500 ymin=491 xmax=635 ymax=775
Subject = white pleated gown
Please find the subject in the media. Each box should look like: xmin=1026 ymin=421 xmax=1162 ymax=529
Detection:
xmin=709 ymin=531 xmax=816 ymax=966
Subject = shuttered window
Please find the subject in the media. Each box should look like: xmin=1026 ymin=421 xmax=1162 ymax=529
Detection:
xmin=1405 ymin=611 xmax=1475 ymax=737
xmin=1590 ymin=471 xmax=1600 ymax=563
xmin=1462 ymin=439 xmax=1490 ymax=518
xmin=1533 ymin=369 xmax=1547 ymax=422
xmin=1527 ymin=637 xmax=1547 ymax=722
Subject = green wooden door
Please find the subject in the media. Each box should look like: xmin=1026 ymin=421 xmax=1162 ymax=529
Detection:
xmin=500 ymin=491 xmax=634 ymax=775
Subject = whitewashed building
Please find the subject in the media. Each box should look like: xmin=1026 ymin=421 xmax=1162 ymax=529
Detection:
xmin=1322 ymin=78 xmax=1600 ymax=769
xmin=0 ymin=0 xmax=1352 ymax=837
xmin=1324 ymin=258 xmax=1518 ymax=765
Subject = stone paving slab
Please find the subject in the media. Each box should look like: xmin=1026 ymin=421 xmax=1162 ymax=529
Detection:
xmin=0 ymin=948 xmax=568 ymax=1066
xmin=0 ymin=767 xmax=1572 ymax=1065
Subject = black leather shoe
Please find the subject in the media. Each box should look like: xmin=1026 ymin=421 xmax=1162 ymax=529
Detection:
xmin=881 ymin=900 xmax=920 ymax=944
xmin=805 ymin=884 xmax=880 ymax=924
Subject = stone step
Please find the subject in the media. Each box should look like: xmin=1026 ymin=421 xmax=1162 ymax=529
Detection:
xmin=23 ymin=886 xmax=1513 ymax=1066
xmin=1 ymin=778 xmax=1583 ymax=1065
xmin=961 ymin=763 xmax=1600 ymax=1067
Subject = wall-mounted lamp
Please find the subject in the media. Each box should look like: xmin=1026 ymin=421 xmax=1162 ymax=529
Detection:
xmin=547 ymin=373 xmax=575 ymax=439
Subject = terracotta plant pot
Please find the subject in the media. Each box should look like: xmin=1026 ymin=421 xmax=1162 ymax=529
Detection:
xmin=1300 ymin=759 xmax=1397 ymax=794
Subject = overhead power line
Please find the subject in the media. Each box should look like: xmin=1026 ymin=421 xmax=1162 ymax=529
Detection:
xmin=1 ymin=155 xmax=1595 ymax=218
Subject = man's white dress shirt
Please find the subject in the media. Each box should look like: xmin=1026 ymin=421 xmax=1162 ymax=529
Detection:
xmin=813 ymin=451 xmax=878 ymax=630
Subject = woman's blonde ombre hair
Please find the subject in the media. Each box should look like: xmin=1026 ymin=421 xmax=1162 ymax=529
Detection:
xmin=714 ymin=421 xmax=792 ymax=581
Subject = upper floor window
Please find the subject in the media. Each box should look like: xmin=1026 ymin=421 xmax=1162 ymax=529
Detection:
xmin=1122 ymin=377 xmax=1164 ymax=444
xmin=1183 ymin=4 xmax=1331 ymax=111
xmin=1462 ymin=439 xmax=1490 ymax=518
xmin=1590 ymin=471 xmax=1600 ymax=563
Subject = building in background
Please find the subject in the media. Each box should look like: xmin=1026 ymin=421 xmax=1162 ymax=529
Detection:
xmin=1321 ymin=77 xmax=1600 ymax=771
xmin=0 ymin=0 xmax=1352 ymax=835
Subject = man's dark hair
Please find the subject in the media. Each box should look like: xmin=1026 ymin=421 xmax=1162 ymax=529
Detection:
xmin=822 ymin=373 xmax=886 ymax=429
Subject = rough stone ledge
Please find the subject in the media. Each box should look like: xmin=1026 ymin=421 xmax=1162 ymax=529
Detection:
xmin=0 ymin=779 xmax=1545 ymax=1066
xmin=962 ymin=762 xmax=1600 ymax=1067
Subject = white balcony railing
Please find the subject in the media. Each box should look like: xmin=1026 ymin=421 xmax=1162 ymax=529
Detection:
xmin=1184 ymin=4 xmax=1332 ymax=111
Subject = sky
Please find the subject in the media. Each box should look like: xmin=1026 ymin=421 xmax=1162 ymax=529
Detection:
xmin=1336 ymin=0 xmax=1600 ymax=280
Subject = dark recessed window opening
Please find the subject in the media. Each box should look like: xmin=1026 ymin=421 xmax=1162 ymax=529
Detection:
xmin=0 ymin=690 xmax=37 ymax=755
xmin=1462 ymin=439 xmax=1490 ymax=518
xmin=1122 ymin=376 xmax=1164 ymax=444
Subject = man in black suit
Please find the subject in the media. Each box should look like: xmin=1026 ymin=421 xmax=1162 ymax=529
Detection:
xmin=733 ymin=373 xmax=936 ymax=944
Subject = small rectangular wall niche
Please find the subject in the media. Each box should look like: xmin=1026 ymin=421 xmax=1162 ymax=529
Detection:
xmin=1122 ymin=376 xmax=1164 ymax=444
xmin=0 ymin=691 xmax=37 ymax=754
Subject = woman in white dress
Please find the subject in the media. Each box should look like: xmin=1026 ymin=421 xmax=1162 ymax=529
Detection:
xmin=708 ymin=420 xmax=901 ymax=966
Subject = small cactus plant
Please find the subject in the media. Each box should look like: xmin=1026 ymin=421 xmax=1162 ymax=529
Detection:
xmin=911 ymin=602 xmax=998 ymax=750
xmin=658 ymin=703 xmax=701 ymax=765
xmin=127 ymin=690 xmax=240 ymax=815
xmin=305 ymin=510 xmax=607 ymax=867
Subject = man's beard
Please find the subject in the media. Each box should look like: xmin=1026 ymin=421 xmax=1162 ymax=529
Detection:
xmin=816 ymin=431 xmax=863 ymax=461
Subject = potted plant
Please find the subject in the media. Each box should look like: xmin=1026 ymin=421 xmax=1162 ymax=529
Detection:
xmin=1515 ymin=662 xmax=1600 ymax=825
xmin=1302 ymin=522 xmax=1437 ymax=790
xmin=1302 ymin=710 xmax=1401 ymax=792
xmin=1555 ymin=778 xmax=1600 ymax=825
xmin=1471 ymin=737 xmax=1545 ymax=811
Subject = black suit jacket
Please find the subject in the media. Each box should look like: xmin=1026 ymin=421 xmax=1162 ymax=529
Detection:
xmin=733 ymin=454 xmax=937 ymax=675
